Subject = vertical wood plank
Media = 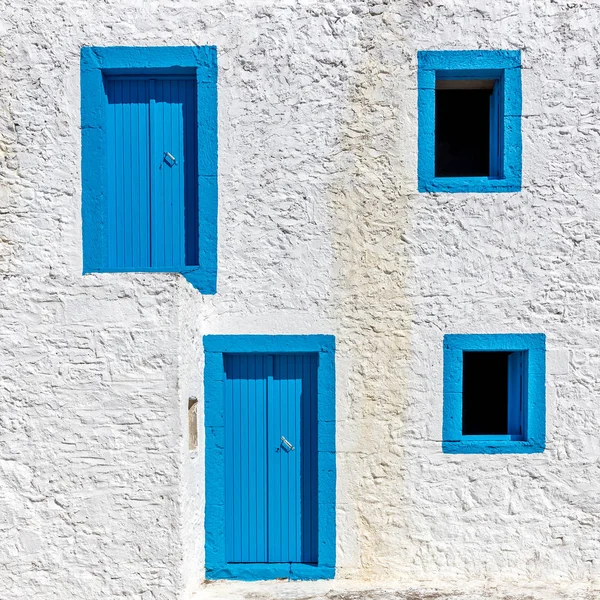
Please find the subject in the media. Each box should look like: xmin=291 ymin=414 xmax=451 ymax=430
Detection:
xmin=123 ymin=80 xmax=133 ymax=267
xmin=184 ymin=79 xmax=198 ymax=265
xmin=106 ymin=78 xmax=117 ymax=268
xmin=149 ymin=79 xmax=160 ymax=268
xmin=240 ymin=354 xmax=249 ymax=560
xmin=280 ymin=355 xmax=289 ymax=562
xmin=224 ymin=354 xmax=233 ymax=562
xmin=139 ymin=80 xmax=151 ymax=267
xmin=247 ymin=354 xmax=257 ymax=561
xmin=309 ymin=353 xmax=319 ymax=563
xmin=257 ymin=355 xmax=268 ymax=561
xmin=115 ymin=79 xmax=124 ymax=268
xmin=291 ymin=355 xmax=301 ymax=562
xmin=508 ymin=351 xmax=524 ymax=437
xmin=163 ymin=79 xmax=173 ymax=267
xmin=267 ymin=354 xmax=281 ymax=562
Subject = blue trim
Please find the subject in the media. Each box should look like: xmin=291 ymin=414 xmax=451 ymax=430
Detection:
xmin=204 ymin=335 xmax=335 ymax=355
xmin=418 ymin=50 xmax=522 ymax=193
xmin=203 ymin=335 xmax=336 ymax=580
xmin=443 ymin=334 xmax=546 ymax=454
xmin=81 ymin=46 xmax=218 ymax=294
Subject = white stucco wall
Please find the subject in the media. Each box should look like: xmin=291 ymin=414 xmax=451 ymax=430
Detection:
xmin=1 ymin=0 xmax=600 ymax=598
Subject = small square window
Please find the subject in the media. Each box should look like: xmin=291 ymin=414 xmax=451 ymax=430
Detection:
xmin=443 ymin=334 xmax=546 ymax=454
xmin=418 ymin=50 xmax=522 ymax=193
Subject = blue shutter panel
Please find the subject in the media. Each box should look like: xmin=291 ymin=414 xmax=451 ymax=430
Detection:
xmin=150 ymin=79 xmax=185 ymax=268
xmin=106 ymin=78 xmax=151 ymax=269
xmin=268 ymin=355 xmax=302 ymax=562
xmin=183 ymin=79 xmax=199 ymax=266
xmin=301 ymin=353 xmax=319 ymax=564
xmin=105 ymin=76 xmax=197 ymax=270
xmin=507 ymin=351 xmax=525 ymax=437
xmin=225 ymin=354 xmax=269 ymax=563
xmin=489 ymin=80 xmax=503 ymax=178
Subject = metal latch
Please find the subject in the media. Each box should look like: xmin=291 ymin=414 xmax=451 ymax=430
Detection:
xmin=281 ymin=436 xmax=295 ymax=451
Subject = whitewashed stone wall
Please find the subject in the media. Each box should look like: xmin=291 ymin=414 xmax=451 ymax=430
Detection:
xmin=1 ymin=0 xmax=600 ymax=598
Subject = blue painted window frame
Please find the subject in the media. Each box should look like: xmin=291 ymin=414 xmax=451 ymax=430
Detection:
xmin=418 ymin=50 xmax=522 ymax=193
xmin=203 ymin=335 xmax=336 ymax=581
xmin=443 ymin=334 xmax=546 ymax=454
xmin=80 ymin=46 xmax=218 ymax=293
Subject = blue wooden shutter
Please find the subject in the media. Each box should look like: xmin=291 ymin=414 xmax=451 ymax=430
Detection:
xmin=106 ymin=78 xmax=152 ymax=269
xmin=224 ymin=353 xmax=318 ymax=564
xmin=489 ymin=80 xmax=502 ymax=178
xmin=267 ymin=354 xmax=318 ymax=563
xmin=267 ymin=355 xmax=302 ymax=562
xmin=105 ymin=76 xmax=197 ymax=270
xmin=507 ymin=351 xmax=525 ymax=438
xmin=150 ymin=78 xmax=196 ymax=269
xmin=300 ymin=354 xmax=318 ymax=564
xmin=224 ymin=354 xmax=269 ymax=563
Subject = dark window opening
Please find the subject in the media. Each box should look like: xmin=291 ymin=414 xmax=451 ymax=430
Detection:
xmin=435 ymin=82 xmax=495 ymax=178
xmin=462 ymin=351 xmax=510 ymax=435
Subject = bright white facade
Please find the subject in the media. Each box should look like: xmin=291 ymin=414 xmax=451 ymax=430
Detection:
xmin=1 ymin=1 xmax=599 ymax=598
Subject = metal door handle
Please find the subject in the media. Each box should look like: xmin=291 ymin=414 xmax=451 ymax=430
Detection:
xmin=164 ymin=152 xmax=177 ymax=166
xmin=281 ymin=436 xmax=295 ymax=451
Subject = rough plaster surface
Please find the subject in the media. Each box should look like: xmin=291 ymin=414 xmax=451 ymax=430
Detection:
xmin=1 ymin=0 xmax=600 ymax=598
xmin=193 ymin=580 xmax=599 ymax=600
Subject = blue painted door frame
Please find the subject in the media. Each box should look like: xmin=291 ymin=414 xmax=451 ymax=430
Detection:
xmin=80 ymin=46 xmax=218 ymax=293
xmin=204 ymin=335 xmax=336 ymax=581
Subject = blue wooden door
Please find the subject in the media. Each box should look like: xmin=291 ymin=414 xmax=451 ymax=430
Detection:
xmin=224 ymin=354 xmax=318 ymax=564
xmin=105 ymin=76 xmax=197 ymax=270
